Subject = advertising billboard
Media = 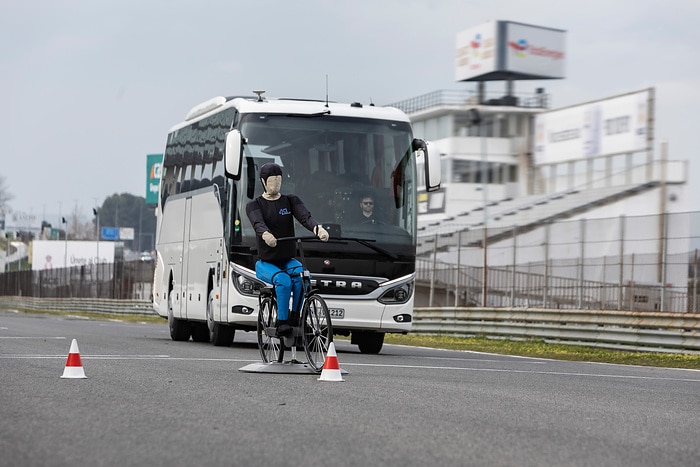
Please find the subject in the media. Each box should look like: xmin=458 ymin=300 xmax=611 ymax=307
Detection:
xmin=504 ymin=21 xmax=565 ymax=79
xmin=455 ymin=20 xmax=566 ymax=82
xmin=31 ymin=240 xmax=115 ymax=271
xmin=146 ymin=153 xmax=163 ymax=205
xmin=455 ymin=21 xmax=498 ymax=82
xmin=534 ymin=89 xmax=653 ymax=165
xmin=5 ymin=211 xmax=42 ymax=231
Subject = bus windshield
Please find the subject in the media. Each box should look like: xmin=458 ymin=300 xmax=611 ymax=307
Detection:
xmin=238 ymin=113 xmax=417 ymax=248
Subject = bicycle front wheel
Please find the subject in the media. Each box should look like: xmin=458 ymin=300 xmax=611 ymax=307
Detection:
xmin=257 ymin=297 xmax=284 ymax=363
xmin=301 ymin=294 xmax=333 ymax=371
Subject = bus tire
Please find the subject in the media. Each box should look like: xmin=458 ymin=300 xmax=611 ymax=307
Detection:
xmin=354 ymin=331 xmax=384 ymax=354
xmin=207 ymin=290 xmax=234 ymax=346
xmin=168 ymin=287 xmax=190 ymax=342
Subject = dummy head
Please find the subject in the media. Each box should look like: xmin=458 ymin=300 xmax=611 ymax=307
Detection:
xmin=259 ymin=162 xmax=282 ymax=197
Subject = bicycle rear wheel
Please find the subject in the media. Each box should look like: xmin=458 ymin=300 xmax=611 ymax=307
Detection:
xmin=257 ymin=296 xmax=284 ymax=363
xmin=301 ymin=294 xmax=333 ymax=371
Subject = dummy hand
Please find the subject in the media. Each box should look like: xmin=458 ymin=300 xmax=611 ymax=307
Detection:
xmin=262 ymin=231 xmax=277 ymax=247
xmin=314 ymin=225 xmax=329 ymax=242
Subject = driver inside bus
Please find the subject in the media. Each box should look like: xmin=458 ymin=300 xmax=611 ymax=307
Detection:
xmin=246 ymin=162 xmax=329 ymax=336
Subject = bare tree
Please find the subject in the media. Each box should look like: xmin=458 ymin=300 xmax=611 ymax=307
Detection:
xmin=67 ymin=204 xmax=95 ymax=240
xmin=0 ymin=175 xmax=14 ymax=216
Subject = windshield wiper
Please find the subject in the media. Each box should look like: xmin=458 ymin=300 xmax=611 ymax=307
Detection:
xmin=280 ymin=236 xmax=397 ymax=260
xmin=344 ymin=237 xmax=397 ymax=260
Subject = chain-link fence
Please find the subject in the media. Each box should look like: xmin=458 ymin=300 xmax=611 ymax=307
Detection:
xmin=417 ymin=211 xmax=700 ymax=313
xmin=0 ymin=261 xmax=155 ymax=301
xmin=2 ymin=211 xmax=699 ymax=313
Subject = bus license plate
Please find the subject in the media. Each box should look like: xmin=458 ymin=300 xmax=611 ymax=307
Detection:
xmin=329 ymin=308 xmax=345 ymax=319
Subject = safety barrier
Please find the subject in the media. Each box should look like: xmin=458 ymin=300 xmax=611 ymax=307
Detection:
xmin=414 ymin=307 xmax=700 ymax=353
xmin=2 ymin=297 xmax=698 ymax=353
xmin=0 ymin=296 xmax=155 ymax=316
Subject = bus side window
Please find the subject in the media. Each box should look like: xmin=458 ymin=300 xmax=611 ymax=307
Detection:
xmin=245 ymin=157 xmax=256 ymax=199
xmin=230 ymin=183 xmax=242 ymax=244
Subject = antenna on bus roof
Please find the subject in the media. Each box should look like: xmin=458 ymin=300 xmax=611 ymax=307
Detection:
xmin=325 ymin=75 xmax=329 ymax=108
xmin=253 ymin=90 xmax=265 ymax=102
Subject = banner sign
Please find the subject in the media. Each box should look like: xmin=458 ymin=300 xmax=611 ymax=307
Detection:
xmin=534 ymin=89 xmax=653 ymax=165
xmin=146 ymin=153 xmax=163 ymax=205
xmin=31 ymin=240 xmax=115 ymax=271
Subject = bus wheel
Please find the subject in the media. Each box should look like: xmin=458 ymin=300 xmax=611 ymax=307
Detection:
xmin=207 ymin=290 xmax=234 ymax=346
xmin=168 ymin=288 xmax=190 ymax=341
xmin=353 ymin=331 xmax=384 ymax=354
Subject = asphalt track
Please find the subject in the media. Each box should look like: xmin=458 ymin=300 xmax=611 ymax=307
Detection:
xmin=1 ymin=309 xmax=699 ymax=467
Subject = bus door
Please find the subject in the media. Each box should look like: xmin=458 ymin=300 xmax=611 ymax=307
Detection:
xmin=181 ymin=196 xmax=193 ymax=319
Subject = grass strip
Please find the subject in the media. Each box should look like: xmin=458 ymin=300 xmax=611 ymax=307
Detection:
xmin=385 ymin=334 xmax=700 ymax=370
xmin=9 ymin=308 xmax=164 ymax=324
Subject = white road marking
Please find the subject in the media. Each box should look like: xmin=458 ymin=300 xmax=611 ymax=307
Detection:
xmin=0 ymin=336 xmax=66 ymax=339
xmin=340 ymin=362 xmax=700 ymax=382
xmin=0 ymin=354 xmax=170 ymax=359
xmin=408 ymin=355 xmax=547 ymax=365
xmin=1 ymin=352 xmax=697 ymax=382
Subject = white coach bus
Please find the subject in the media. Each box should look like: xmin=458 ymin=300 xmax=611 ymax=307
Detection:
xmin=152 ymin=92 xmax=440 ymax=353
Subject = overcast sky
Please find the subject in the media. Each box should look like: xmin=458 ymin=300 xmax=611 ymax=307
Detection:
xmin=2 ymin=0 xmax=698 ymax=226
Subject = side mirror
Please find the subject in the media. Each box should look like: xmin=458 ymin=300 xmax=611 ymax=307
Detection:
xmin=224 ymin=130 xmax=243 ymax=179
xmin=413 ymin=138 xmax=441 ymax=192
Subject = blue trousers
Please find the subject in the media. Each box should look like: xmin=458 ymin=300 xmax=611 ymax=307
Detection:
xmin=255 ymin=258 xmax=303 ymax=321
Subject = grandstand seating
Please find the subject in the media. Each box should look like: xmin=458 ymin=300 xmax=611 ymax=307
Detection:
xmin=417 ymin=181 xmax=660 ymax=256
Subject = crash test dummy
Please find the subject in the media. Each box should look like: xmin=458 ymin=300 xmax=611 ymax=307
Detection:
xmin=245 ymin=162 xmax=329 ymax=335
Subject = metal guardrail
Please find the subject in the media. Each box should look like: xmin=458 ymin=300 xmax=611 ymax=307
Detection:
xmin=414 ymin=307 xmax=700 ymax=353
xmin=2 ymin=297 xmax=698 ymax=353
xmin=0 ymin=297 xmax=156 ymax=316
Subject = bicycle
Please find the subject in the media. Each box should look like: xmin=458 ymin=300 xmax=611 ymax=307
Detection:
xmin=256 ymin=236 xmax=333 ymax=372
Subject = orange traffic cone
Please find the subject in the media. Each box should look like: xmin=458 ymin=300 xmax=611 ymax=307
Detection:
xmin=318 ymin=342 xmax=344 ymax=382
xmin=61 ymin=339 xmax=87 ymax=379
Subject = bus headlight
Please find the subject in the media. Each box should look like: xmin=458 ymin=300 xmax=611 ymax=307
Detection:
xmin=378 ymin=283 xmax=413 ymax=304
xmin=233 ymin=271 xmax=266 ymax=297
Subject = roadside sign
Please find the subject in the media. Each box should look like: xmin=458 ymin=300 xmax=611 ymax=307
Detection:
xmin=146 ymin=154 xmax=163 ymax=205
xmin=119 ymin=227 xmax=135 ymax=240
xmin=101 ymin=227 xmax=119 ymax=240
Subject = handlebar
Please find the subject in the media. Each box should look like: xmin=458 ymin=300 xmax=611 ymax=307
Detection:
xmin=275 ymin=236 xmax=319 ymax=243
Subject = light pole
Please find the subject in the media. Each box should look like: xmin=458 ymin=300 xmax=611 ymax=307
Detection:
xmin=468 ymin=108 xmax=489 ymax=307
xmin=93 ymin=208 xmax=100 ymax=263
xmin=57 ymin=201 xmax=62 ymax=238
xmin=62 ymin=216 xmax=68 ymax=295
xmin=93 ymin=207 xmax=100 ymax=295
xmin=62 ymin=216 xmax=68 ymax=267
xmin=5 ymin=232 xmax=9 ymax=272
xmin=138 ymin=203 xmax=143 ymax=252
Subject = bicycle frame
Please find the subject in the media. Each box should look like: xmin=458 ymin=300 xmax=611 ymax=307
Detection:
xmin=256 ymin=236 xmax=332 ymax=371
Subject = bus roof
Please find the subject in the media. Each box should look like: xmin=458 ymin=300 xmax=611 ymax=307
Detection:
xmin=167 ymin=95 xmax=411 ymax=133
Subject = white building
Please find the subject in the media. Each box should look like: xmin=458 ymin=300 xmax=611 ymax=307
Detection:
xmin=390 ymin=21 xmax=691 ymax=311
